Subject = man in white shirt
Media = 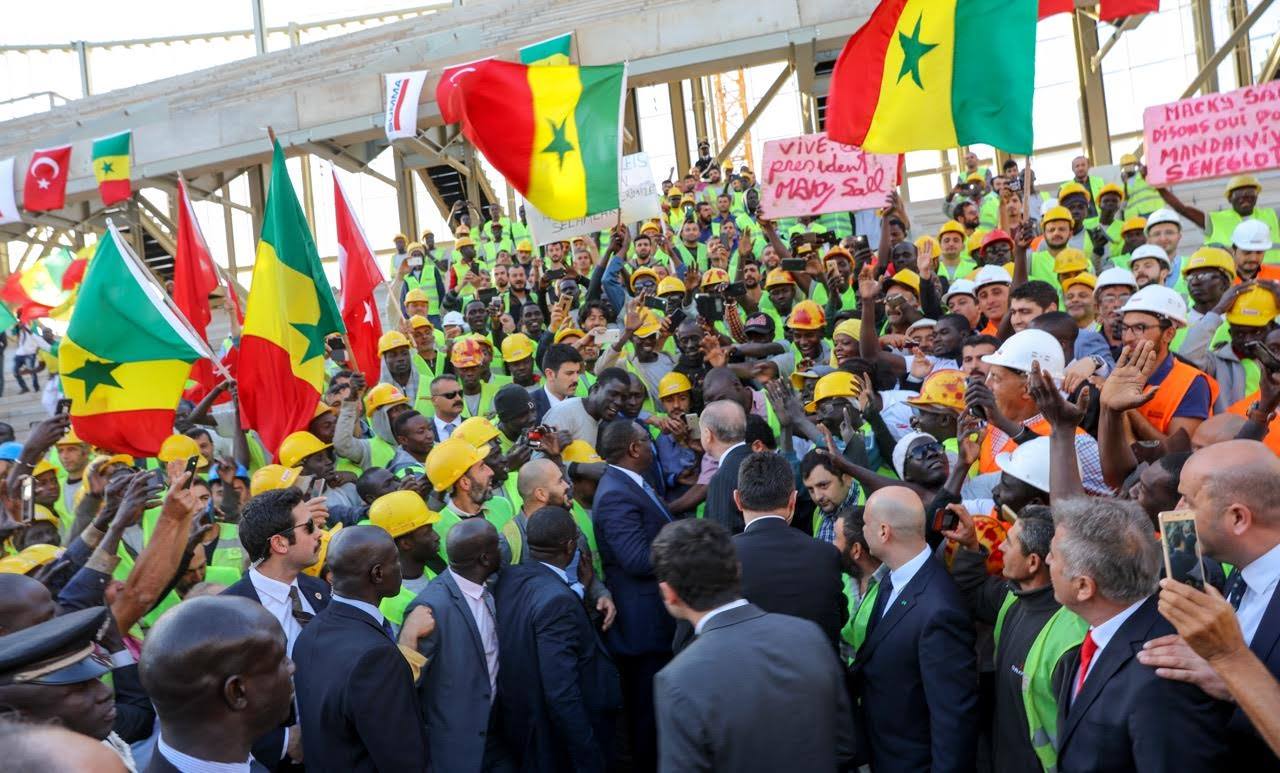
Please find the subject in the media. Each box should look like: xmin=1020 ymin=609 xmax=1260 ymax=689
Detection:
xmin=543 ymin=367 xmax=630 ymax=447
xmin=533 ymin=343 xmax=585 ymax=423
xmin=430 ymin=374 xmax=465 ymax=440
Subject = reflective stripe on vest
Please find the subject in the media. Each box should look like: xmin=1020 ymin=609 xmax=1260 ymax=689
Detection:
xmin=992 ymin=591 xmax=1017 ymax=657
xmin=1136 ymin=358 xmax=1218 ymax=435
xmin=1023 ymin=606 xmax=1089 ymax=773
xmin=1122 ymin=173 xmax=1162 ymax=218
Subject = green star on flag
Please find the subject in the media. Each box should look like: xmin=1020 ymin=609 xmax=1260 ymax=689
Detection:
xmin=541 ymin=117 xmax=575 ymax=169
xmin=290 ymin=321 xmax=329 ymax=363
xmin=66 ymin=358 xmax=122 ymax=399
xmin=897 ymin=14 xmax=938 ymax=89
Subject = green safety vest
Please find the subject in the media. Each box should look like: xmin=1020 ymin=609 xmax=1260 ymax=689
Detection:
xmin=1028 ymin=250 xmax=1072 ymax=288
xmin=113 ymin=543 xmax=182 ymax=629
xmin=1122 ymin=172 xmax=1162 ymax=219
xmin=979 ymin=194 xmax=1001 ymax=231
xmin=671 ymin=241 xmax=708 ymax=270
xmin=404 ymin=268 xmax=443 ymax=316
xmin=1208 ymin=206 xmax=1280 ymax=264
xmin=460 ymin=380 xmax=502 ymax=421
xmin=208 ymin=521 xmax=244 ymax=579
xmin=786 ymin=222 xmax=829 ymax=240
xmin=370 ymin=437 xmax=397 ymax=469
xmin=845 ymin=577 xmax=881 ymax=662
xmin=819 ymin=212 xmax=853 ymax=238
xmin=1081 ymin=216 xmax=1125 ymax=262
xmin=433 ymin=501 xmax=523 ymax=564
xmin=569 ymin=499 xmax=604 ymax=580
xmin=938 ymin=257 xmax=978 ymax=284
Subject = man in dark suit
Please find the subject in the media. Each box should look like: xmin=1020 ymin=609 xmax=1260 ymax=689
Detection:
xmin=591 ymin=418 xmax=674 ymax=770
xmin=138 ymin=597 xmax=295 ymax=772
xmin=732 ymin=451 xmax=844 ymax=649
xmin=291 ymin=526 xmax=429 ymax=772
xmin=530 ymin=343 xmax=584 ymax=423
xmin=1049 ymin=497 xmax=1231 ymax=772
xmin=851 ymin=486 xmax=979 ymax=773
xmin=494 ymin=507 xmax=621 ymax=771
xmin=700 ymin=399 xmax=749 ymax=534
xmin=652 ymin=518 xmax=854 ymax=772
xmin=219 ymin=487 xmax=330 ymax=768
xmin=1139 ymin=440 xmax=1280 ymax=767
xmin=405 ymin=518 xmax=511 ymax=773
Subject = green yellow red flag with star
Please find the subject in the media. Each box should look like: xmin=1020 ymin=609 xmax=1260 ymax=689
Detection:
xmin=238 ymin=138 xmax=344 ymax=455
xmin=91 ymin=131 xmax=132 ymax=206
xmin=59 ymin=222 xmax=211 ymax=457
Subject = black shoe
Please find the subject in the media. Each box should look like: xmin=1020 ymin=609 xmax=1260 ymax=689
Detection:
xmin=17 ymin=388 xmax=28 ymax=394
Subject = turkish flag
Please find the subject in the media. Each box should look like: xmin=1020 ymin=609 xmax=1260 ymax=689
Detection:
xmin=1039 ymin=0 xmax=1076 ymax=18
xmin=23 ymin=145 xmax=72 ymax=212
xmin=1099 ymin=0 xmax=1159 ymax=21
xmin=334 ymin=171 xmax=384 ymax=379
xmin=174 ymin=178 xmax=224 ymax=403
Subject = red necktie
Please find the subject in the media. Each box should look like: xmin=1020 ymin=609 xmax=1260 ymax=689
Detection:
xmin=1074 ymin=630 xmax=1097 ymax=697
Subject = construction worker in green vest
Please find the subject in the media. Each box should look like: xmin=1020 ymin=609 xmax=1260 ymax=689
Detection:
xmin=1030 ymin=206 xmax=1087 ymax=283
xmin=1055 ymin=183 xmax=1102 ymax=258
xmin=333 ymin=377 xmax=412 ymax=471
xmin=1069 ymin=154 xmax=1107 ymax=208
xmin=407 ymin=315 xmax=447 ymax=383
xmin=670 ymin=218 xmax=708 ymax=270
xmin=786 ymin=215 xmax=829 ymax=242
xmin=1117 ymin=152 xmax=1164 ymax=219
xmin=454 ymin=416 xmax=519 ymax=527
xmin=368 ymin=490 xmax=446 ymax=630
xmin=936 ymin=220 xmax=978 ymax=283
xmin=831 ymin=503 xmax=884 ymax=664
xmin=1082 ymin=183 xmax=1127 ymax=264
xmin=425 ymin=436 xmax=523 ymax=564
xmin=451 ymin=337 xmax=503 ymax=420
xmin=942 ymin=503 xmax=1085 ymax=773
xmin=978 ymin=176 xmax=1003 ymax=232
xmin=398 ymin=241 xmax=447 ymax=324
xmin=1159 ymin=173 xmax=1280 ymax=265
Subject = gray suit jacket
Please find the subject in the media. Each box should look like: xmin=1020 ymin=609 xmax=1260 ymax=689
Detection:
xmin=407 ymin=571 xmax=498 ymax=773
xmin=653 ymin=603 xmax=855 ymax=773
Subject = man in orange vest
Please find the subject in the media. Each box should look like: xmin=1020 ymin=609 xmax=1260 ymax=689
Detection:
xmin=1227 ymin=326 xmax=1280 ymax=455
xmin=1115 ymin=285 xmax=1218 ymax=440
xmin=963 ymin=329 xmax=1110 ymax=495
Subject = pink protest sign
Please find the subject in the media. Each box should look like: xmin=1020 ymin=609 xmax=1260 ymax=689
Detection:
xmin=1144 ymin=82 xmax=1280 ymax=187
xmin=759 ymin=133 xmax=898 ymax=218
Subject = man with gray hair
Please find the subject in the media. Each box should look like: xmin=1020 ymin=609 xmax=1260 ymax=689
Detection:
xmin=701 ymin=399 xmax=749 ymax=534
xmin=1049 ymin=497 xmax=1231 ymax=773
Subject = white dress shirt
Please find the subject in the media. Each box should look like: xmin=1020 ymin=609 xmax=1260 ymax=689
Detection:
xmin=156 ymin=735 xmax=250 ymax=773
xmin=543 ymin=385 xmax=567 ymax=410
xmin=883 ymin=546 xmax=932 ymax=615
xmin=1238 ymin=542 xmax=1280 ymax=645
xmin=694 ymin=598 xmax=750 ymax=635
xmin=716 ymin=441 xmax=747 ymax=464
xmin=608 ymin=463 xmax=648 ymax=489
xmin=450 ymin=569 xmax=499 ymax=700
xmin=1080 ymin=598 xmax=1146 ymax=684
xmin=330 ymin=593 xmax=386 ymax=626
xmin=434 ymin=415 xmax=461 ymax=440
xmin=249 ymin=568 xmax=314 ymax=656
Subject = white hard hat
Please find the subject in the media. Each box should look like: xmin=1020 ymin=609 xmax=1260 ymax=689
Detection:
xmin=1234 ymin=219 xmax=1273 ymax=251
xmin=1144 ymin=208 xmax=1181 ymax=233
xmin=973 ymin=265 xmax=1013 ymax=291
xmin=442 ymin=311 xmax=466 ymax=328
xmin=1095 ymin=267 xmax=1138 ymax=293
xmin=1118 ymin=284 xmax=1188 ymax=327
xmin=994 ymin=436 xmax=1069 ymax=494
xmin=906 ymin=318 xmax=937 ymax=332
xmin=942 ymin=278 xmax=977 ymax=304
xmin=980 ymin=329 xmax=1065 ymax=379
xmin=1128 ymin=244 xmax=1170 ymax=268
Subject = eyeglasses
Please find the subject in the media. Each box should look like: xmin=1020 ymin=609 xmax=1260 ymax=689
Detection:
xmin=1120 ymin=322 xmax=1166 ymax=335
xmin=273 ymin=519 xmax=317 ymax=539
xmin=905 ymin=441 xmax=944 ymax=461
xmin=434 ymin=390 xmax=462 ymax=400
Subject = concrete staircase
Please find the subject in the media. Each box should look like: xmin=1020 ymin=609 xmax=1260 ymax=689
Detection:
xmin=0 ymin=378 xmax=52 ymax=443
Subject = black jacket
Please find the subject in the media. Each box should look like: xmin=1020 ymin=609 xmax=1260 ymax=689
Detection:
xmin=705 ymin=444 xmax=750 ymax=534
xmin=733 ymin=517 xmax=845 ymax=650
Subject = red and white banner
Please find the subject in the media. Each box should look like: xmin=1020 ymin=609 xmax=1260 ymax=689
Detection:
xmin=1143 ymin=82 xmax=1280 ymax=187
xmin=384 ymin=71 xmax=429 ymax=141
xmin=759 ymin=133 xmax=898 ymax=219
xmin=23 ymin=145 xmax=72 ymax=212
xmin=0 ymin=158 xmax=19 ymax=225
xmin=334 ymin=168 xmax=385 ymax=379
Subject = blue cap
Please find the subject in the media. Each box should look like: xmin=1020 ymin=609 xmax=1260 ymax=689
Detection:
xmin=0 ymin=442 xmax=24 ymax=461
xmin=235 ymin=463 xmax=250 ymax=481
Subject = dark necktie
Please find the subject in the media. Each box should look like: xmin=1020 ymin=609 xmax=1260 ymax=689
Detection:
xmin=640 ymin=479 xmax=673 ymax=522
xmin=1226 ymin=573 xmax=1249 ymax=611
xmin=865 ymin=573 xmax=894 ymax=639
xmin=481 ymin=586 xmax=499 ymax=633
xmin=381 ymin=617 xmax=397 ymax=642
xmin=288 ymin=586 xmax=314 ymax=627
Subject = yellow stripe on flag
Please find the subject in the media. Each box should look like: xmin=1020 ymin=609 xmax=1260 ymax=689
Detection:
xmin=526 ymin=66 xmax=589 ymax=219
xmin=862 ymin=0 xmax=959 ymax=152
xmin=240 ymin=241 xmax=327 ymax=391
xmin=94 ymin=154 xmax=130 ymax=184
xmin=59 ymin=338 xmax=192 ymax=417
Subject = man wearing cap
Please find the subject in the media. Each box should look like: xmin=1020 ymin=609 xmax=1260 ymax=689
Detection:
xmin=1094 ymin=268 xmax=1138 ymax=354
xmin=335 ymin=376 xmax=411 ymax=470
xmin=937 ymin=220 xmax=977 ymax=282
xmin=377 ymin=330 xmax=419 ymax=406
xmin=1229 ymin=219 xmax=1280 ymax=283
xmin=406 ymin=316 xmax=445 ymax=381
xmin=1029 ymin=205 xmax=1088 ymax=285
xmin=426 ymin=436 xmax=521 ymax=565
xmin=1127 ymin=244 xmax=1171 ymax=290
xmin=1142 ymin=208 xmax=1185 ymax=282
xmin=53 ymin=430 xmax=90 ymax=529
xmin=366 ymin=491 xmax=444 ymax=630
xmin=500 ymin=332 xmax=538 ymax=388
xmin=1182 ymin=283 xmax=1279 ymax=412
xmin=759 ymin=267 xmax=800 ymax=329
xmin=1082 ymin=182 xmax=1126 ymax=260
xmin=973 ymin=265 xmax=1013 ymax=336
xmin=395 ymin=240 xmax=446 ymax=326
xmin=1177 ymin=247 xmax=1236 ymax=333
xmin=595 ymin=302 xmax=673 ymax=406
xmin=943 ymin=279 xmax=981 ymax=330
xmin=1062 ymin=273 xmax=1099 ymax=331
xmin=1161 ymin=173 xmax=1280 ymax=264
xmin=451 ymin=337 xmax=502 ymax=420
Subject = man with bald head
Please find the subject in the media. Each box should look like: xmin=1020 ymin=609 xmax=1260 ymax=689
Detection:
xmin=851 ymin=486 xmax=978 ymax=773
xmin=1190 ymin=411 xmax=1246 ymax=449
xmin=139 ymin=596 xmax=295 ymax=771
xmin=1139 ymin=439 xmax=1280 ymax=767
xmin=291 ymin=526 xmax=428 ymax=772
xmin=702 ymin=399 xmax=750 ymax=534
xmin=405 ymin=518 xmax=511 ymax=772
xmin=0 ymin=574 xmax=56 ymax=635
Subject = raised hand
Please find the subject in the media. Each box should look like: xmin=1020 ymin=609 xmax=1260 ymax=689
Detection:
xmin=1100 ymin=341 xmax=1160 ymax=412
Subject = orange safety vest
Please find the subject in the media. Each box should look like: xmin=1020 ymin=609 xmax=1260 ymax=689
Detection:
xmin=980 ymin=319 xmax=1000 ymax=337
xmin=978 ymin=417 xmax=1087 ymax=474
xmin=1236 ymin=264 xmax=1280 ymax=284
xmin=1227 ymin=392 xmax=1280 ymax=456
xmin=1136 ymin=358 xmax=1219 ymax=435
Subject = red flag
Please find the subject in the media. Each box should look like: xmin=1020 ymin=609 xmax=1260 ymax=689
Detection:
xmin=173 ymin=179 xmax=223 ymax=402
xmin=23 ymin=145 xmax=72 ymax=212
xmin=1039 ymin=0 xmax=1075 ymax=18
xmin=1099 ymin=0 xmax=1159 ymax=21
xmin=333 ymin=171 xmax=384 ymax=379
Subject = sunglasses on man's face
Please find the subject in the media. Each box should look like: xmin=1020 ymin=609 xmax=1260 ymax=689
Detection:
xmin=435 ymin=390 xmax=462 ymax=400
xmin=273 ymin=519 xmax=317 ymax=539
xmin=905 ymin=441 xmax=944 ymax=461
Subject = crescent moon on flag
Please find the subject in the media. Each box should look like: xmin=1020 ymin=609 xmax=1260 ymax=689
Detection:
xmin=30 ymin=157 xmax=61 ymax=179
xmin=448 ymin=67 xmax=477 ymax=86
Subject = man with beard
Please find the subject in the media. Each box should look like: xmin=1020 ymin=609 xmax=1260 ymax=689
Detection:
xmin=543 ymin=367 xmax=631 ymax=448
xmin=1182 ymin=283 xmax=1278 ymax=412
xmin=671 ymin=318 xmax=710 ymax=411
xmin=427 ymin=436 xmax=522 ymax=565
xmin=368 ymin=490 xmax=445 ymax=632
xmin=1028 ymin=206 xmax=1082 ymax=284
xmin=378 ymin=330 xmax=420 ymax=404
xmin=1178 ymin=247 xmax=1235 ymax=331
xmin=504 ymin=258 xmax=536 ymax=321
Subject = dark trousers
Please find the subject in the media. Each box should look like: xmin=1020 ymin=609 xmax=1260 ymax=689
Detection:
xmin=614 ymin=651 xmax=671 ymax=773
xmin=13 ymin=354 xmax=37 ymax=391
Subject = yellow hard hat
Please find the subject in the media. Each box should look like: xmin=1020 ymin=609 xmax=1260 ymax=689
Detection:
xmin=1225 ymin=174 xmax=1261 ymax=199
xmin=54 ymin=429 xmax=85 ymax=446
xmin=313 ymin=400 xmax=337 ymax=419
xmin=965 ymin=172 xmax=985 ymax=184
xmin=277 ymin=431 xmax=332 ymax=468
xmin=158 ymin=434 xmax=207 ymax=467
xmin=833 ymin=318 xmax=862 ymax=342
xmin=765 ymin=268 xmax=797 ymax=288
xmin=426 ymin=436 xmax=487 ymax=492
xmin=1053 ymin=248 xmax=1091 ymax=275
xmin=804 ymin=371 xmax=861 ymax=414
xmin=394 ymin=232 xmax=408 ymax=241
xmin=377 ymin=331 xmax=412 ymax=356
xmin=1121 ymin=216 xmax=1147 ymax=234
xmin=1057 ymin=182 xmax=1091 ymax=202
xmin=965 ymin=232 xmax=985 ymax=255
xmin=406 ymin=241 xmax=426 ymax=254
xmin=913 ymin=236 xmax=939 ymax=256
xmin=938 ymin=220 xmax=966 ymax=239
xmin=824 ymin=246 xmax=854 ymax=265
xmin=421 ymin=229 xmax=434 ymax=239
xmin=561 ymin=440 xmax=603 ymax=464
xmin=454 ymin=235 xmax=475 ymax=248
xmin=786 ymin=300 xmax=826 ymax=331
xmin=1097 ymin=183 xmax=1125 ymax=201
xmin=1180 ymin=246 xmax=1236 ymax=281
xmin=408 ymin=315 xmax=434 ymax=332
xmin=500 ymin=333 xmax=535 ymax=363
xmin=885 ymin=269 xmax=921 ymax=297
xmin=31 ymin=459 xmax=56 ymax=479
xmin=658 ymin=371 xmax=693 ymax=398
xmin=30 ymin=505 xmax=58 ymax=528
xmin=102 ymin=454 xmax=135 ymax=471
xmin=516 ymin=239 xmax=533 ymax=252
xmin=1061 ymin=273 xmax=1097 ymax=293
xmin=250 ymin=464 xmax=302 ymax=497
xmin=0 ymin=543 xmax=61 ymax=575
xmin=364 ymin=383 xmax=409 ymax=418
xmin=450 ymin=337 xmax=487 ymax=369
xmin=369 ymin=490 xmax=440 ymax=538
xmin=404 ymin=288 xmax=430 ymax=305
xmin=455 ymin=416 xmax=500 ymax=451
xmin=1042 ymin=206 xmax=1073 ymax=226
xmin=553 ymin=327 xmax=586 ymax=344
xmin=639 ymin=220 xmax=663 ymax=235
xmin=905 ymin=369 xmax=967 ymax=413
xmin=634 ymin=309 xmax=662 ymax=338
xmin=700 ymin=268 xmax=730 ymax=288
xmin=680 ymin=193 xmax=695 ymax=205
xmin=630 ymin=267 xmax=660 ymax=291
xmin=1225 ymin=286 xmax=1279 ymax=327
xmin=1120 ymin=153 xmax=1140 ymax=166
xmin=658 ymin=276 xmax=686 ymax=296
xmin=303 ymin=523 xmax=342 ymax=577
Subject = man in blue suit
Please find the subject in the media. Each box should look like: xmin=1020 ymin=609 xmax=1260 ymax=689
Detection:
xmin=494 ymin=506 xmax=621 ymax=772
xmin=1049 ymin=497 xmax=1231 ymax=772
xmin=1139 ymin=440 xmax=1280 ymax=767
xmin=850 ymin=486 xmax=979 ymax=773
xmin=405 ymin=518 xmax=512 ymax=773
xmin=591 ymin=418 xmax=674 ymax=771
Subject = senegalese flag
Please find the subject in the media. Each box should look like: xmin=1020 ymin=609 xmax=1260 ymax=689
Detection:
xmin=519 ymin=33 xmax=572 ymax=66
xmin=238 ymin=138 xmax=344 ymax=455
xmin=0 ymin=248 xmax=75 ymax=323
xmin=825 ymin=0 xmax=1036 ymax=155
xmin=91 ymin=131 xmax=132 ymax=206
xmin=59 ymin=223 xmax=210 ymax=457
xmin=437 ymin=59 xmax=625 ymax=221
